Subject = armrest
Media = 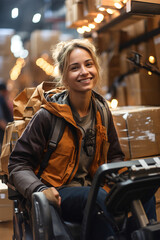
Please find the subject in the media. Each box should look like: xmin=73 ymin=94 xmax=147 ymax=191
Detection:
xmin=32 ymin=192 xmax=53 ymax=240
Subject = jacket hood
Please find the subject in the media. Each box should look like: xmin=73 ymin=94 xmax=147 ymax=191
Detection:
xmin=42 ymin=89 xmax=76 ymax=126
xmin=42 ymin=88 xmax=107 ymax=126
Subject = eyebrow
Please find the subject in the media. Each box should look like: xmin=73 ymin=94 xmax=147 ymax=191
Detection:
xmin=68 ymin=59 xmax=93 ymax=68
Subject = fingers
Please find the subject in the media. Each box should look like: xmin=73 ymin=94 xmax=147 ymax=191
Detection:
xmin=42 ymin=187 xmax=61 ymax=208
xmin=51 ymin=187 xmax=61 ymax=206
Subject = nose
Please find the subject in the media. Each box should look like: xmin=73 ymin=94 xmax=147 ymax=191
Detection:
xmin=80 ymin=65 xmax=89 ymax=75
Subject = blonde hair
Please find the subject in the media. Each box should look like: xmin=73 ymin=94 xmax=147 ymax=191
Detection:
xmin=51 ymin=38 xmax=101 ymax=87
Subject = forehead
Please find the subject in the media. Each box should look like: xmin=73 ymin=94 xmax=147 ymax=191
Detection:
xmin=68 ymin=47 xmax=92 ymax=63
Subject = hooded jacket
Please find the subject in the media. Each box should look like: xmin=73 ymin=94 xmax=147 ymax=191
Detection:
xmin=8 ymin=89 xmax=124 ymax=200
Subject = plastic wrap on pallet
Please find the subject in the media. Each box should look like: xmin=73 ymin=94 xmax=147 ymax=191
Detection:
xmin=111 ymin=106 xmax=160 ymax=160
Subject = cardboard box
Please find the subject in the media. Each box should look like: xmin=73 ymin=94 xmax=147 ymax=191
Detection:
xmin=111 ymin=106 xmax=160 ymax=160
xmin=125 ymin=70 xmax=160 ymax=106
xmin=154 ymin=34 xmax=160 ymax=70
xmin=122 ymin=19 xmax=146 ymax=40
xmin=96 ymin=0 xmax=115 ymax=8
xmin=30 ymin=30 xmax=60 ymax=60
xmin=0 ymin=55 xmax=15 ymax=80
xmin=1 ymin=120 xmax=26 ymax=174
xmin=84 ymin=0 xmax=97 ymax=17
xmin=119 ymin=49 xmax=130 ymax=75
xmin=108 ymin=54 xmax=121 ymax=88
xmin=116 ymin=85 xmax=127 ymax=106
xmin=72 ymin=2 xmax=84 ymax=23
xmin=65 ymin=0 xmax=85 ymax=28
xmin=0 ymin=220 xmax=13 ymax=239
xmin=0 ymin=180 xmax=13 ymax=222
xmin=0 ymin=30 xmax=14 ymax=56
xmin=99 ymin=51 xmax=109 ymax=92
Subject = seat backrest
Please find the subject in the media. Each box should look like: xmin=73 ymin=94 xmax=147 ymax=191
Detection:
xmin=32 ymin=192 xmax=54 ymax=240
xmin=32 ymin=192 xmax=81 ymax=240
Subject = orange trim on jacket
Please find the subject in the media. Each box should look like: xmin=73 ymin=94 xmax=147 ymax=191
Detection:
xmin=35 ymin=103 xmax=110 ymax=188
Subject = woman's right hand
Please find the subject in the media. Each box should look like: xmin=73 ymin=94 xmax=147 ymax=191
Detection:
xmin=42 ymin=187 xmax=61 ymax=208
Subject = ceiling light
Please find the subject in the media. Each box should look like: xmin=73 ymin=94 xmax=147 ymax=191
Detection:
xmin=114 ymin=2 xmax=123 ymax=9
xmin=32 ymin=13 xmax=41 ymax=23
xmin=106 ymin=8 xmax=114 ymax=14
xmin=11 ymin=35 xmax=28 ymax=58
xmin=99 ymin=7 xmax=105 ymax=11
xmin=88 ymin=23 xmax=95 ymax=29
xmin=11 ymin=8 xmax=19 ymax=19
xmin=77 ymin=28 xmax=85 ymax=34
xmin=20 ymin=49 xmax=29 ymax=59
xmin=94 ymin=18 xmax=100 ymax=23
xmin=97 ymin=13 xmax=104 ymax=21
xmin=82 ymin=26 xmax=91 ymax=32
xmin=148 ymin=56 xmax=156 ymax=64
xmin=111 ymin=99 xmax=118 ymax=109
xmin=94 ymin=13 xmax=104 ymax=23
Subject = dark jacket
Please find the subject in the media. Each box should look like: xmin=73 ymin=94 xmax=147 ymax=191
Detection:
xmin=8 ymin=90 xmax=124 ymax=199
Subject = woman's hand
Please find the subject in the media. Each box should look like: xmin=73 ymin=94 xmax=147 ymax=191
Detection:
xmin=42 ymin=187 xmax=61 ymax=208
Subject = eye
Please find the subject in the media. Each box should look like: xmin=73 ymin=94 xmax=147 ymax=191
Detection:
xmin=71 ymin=66 xmax=78 ymax=71
xmin=86 ymin=61 xmax=94 ymax=67
xmin=69 ymin=64 xmax=79 ymax=71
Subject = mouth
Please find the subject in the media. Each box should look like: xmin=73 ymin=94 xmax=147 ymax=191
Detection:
xmin=77 ymin=78 xmax=92 ymax=83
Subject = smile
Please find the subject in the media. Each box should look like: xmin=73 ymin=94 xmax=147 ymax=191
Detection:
xmin=78 ymin=78 xmax=92 ymax=83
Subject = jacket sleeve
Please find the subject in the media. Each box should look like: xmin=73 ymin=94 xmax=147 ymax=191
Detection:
xmin=8 ymin=108 xmax=53 ymax=200
xmin=107 ymin=107 xmax=125 ymax=163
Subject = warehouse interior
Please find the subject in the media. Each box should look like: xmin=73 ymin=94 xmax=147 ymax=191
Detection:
xmin=0 ymin=0 xmax=160 ymax=239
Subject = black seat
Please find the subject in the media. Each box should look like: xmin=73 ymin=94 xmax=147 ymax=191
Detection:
xmin=32 ymin=192 xmax=81 ymax=240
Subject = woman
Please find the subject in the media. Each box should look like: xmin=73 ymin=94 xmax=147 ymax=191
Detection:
xmin=8 ymin=39 xmax=156 ymax=240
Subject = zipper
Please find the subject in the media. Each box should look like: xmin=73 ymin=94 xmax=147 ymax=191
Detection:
xmin=65 ymin=126 xmax=82 ymax=184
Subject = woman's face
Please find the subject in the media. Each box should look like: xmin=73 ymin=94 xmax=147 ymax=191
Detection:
xmin=65 ymin=48 xmax=98 ymax=94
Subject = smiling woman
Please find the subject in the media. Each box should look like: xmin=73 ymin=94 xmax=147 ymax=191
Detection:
xmin=8 ymin=38 xmax=156 ymax=240
xmin=51 ymin=39 xmax=100 ymax=116
xmin=66 ymin=48 xmax=97 ymax=93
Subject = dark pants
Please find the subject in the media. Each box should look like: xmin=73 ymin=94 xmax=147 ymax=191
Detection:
xmin=59 ymin=186 xmax=157 ymax=240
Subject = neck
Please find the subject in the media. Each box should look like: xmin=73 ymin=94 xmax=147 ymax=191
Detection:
xmin=69 ymin=91 xmax=92 ymax=117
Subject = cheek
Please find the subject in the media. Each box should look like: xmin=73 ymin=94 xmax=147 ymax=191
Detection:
xmin=93 ymin=69 xmax=98 ymax=80
xmin=93 ymin=78 xmax=98 ymax=87
xmin=62 ymin=76 xmax=69 ymax=87
xmin=67 ymin=72 xmax=78 ymax=82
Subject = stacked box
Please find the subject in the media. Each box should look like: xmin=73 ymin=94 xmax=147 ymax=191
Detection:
xmin=111 ymin=106 xmax=160 ymax=160
xmin=0 ymin=180 xmax=13 ymax=222
xmin=0 ymin=55 xmax=15 ymax=80
xmin=0 ymin=31 xmax=14 ymax=56
xmin=125 ymin=69 xmax=160 ymax=106
xmin=116 ymin=85 xmax=127 ymax=106
xmin=30 ymin=30 xmax=60 ymax=60
xmin=0 ymin=30 xmax=15 ymax=80
xmin=65 ymin=0 xmax=86 ymax=28
xmin=84 ymin=0 xmax=97 ymax=17
xmin=96 ymin=0 xmax=115 ymax=8
xmin=154 ymin=34 xmax=160 ymax=70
